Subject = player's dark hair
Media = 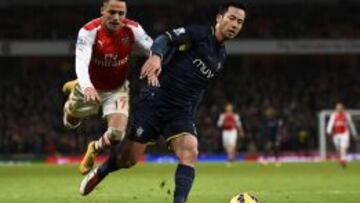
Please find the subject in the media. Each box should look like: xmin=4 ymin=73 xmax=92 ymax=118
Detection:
xmin=218 ymin=1 xmax=247 ymax=15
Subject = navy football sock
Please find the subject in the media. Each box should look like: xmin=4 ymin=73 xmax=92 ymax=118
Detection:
xmin=97 ymin=148 xmax=120 ymax=177
xmin=173 ymin=164 xmax=195 ymax=203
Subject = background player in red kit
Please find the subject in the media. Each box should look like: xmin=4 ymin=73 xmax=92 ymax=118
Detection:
xmin=326 ymin=102 xmax=358 ymax=167
xmin=62 ymin=0 xmax=152 ymax=174
xmin=217 ymin=103 xmax=245 ymax=164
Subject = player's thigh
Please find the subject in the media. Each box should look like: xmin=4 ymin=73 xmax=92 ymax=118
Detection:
xmin=127 ymin=101 xmax=161 ymax=144
xmin=333 ymin=136 xmax=341 ymax=150
xmin=340 ymin=134 xmax=350 ymax=149
xmin=163 ymin=117 xmax=197 ymax=143
xmin=66 ymin=84 xmax=100 ymax=118
xmin=106 ymin=113 xmax=128 ymax=131
xmin=163 ymin=117 xmax=199 ymax=165
xmin=101 ymin=86 xmax=129 ymax=119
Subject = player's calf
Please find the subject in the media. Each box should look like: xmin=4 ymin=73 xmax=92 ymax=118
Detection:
xmin=171 ymin=134 xmax=198 ymax=203
xmin=94 ymin=127 xmax=125 ymax=151
xmin=79 ymin=127 xmax=125 ymax=175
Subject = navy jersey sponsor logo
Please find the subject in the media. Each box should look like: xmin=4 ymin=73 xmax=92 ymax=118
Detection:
xmin=193 ymin=59 xmax=214 ymax=79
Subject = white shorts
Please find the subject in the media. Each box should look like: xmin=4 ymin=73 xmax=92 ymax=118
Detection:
xmin=222 ymin=129 xmax=238 ymax=147
xmin=66 ymin=81 xmax=129 ymax=118
xmin=332 ymin=132 xmax=350 ymax=150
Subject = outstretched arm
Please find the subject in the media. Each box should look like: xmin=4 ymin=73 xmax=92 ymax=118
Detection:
xmin=140 ymin=35 xmax=172 ymax=80
xmin=75 ymin=28 xmax=100 ymax=102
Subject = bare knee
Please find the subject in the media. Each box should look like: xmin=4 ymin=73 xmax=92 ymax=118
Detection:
xmin=106 ymin=127 xmax=125 ymax=142
xmin=171 ymin=135 xmax=199 ymax=166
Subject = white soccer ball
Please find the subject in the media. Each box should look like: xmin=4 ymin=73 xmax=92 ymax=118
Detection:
xmin=229 ymin=193 xmax=259 ymax=203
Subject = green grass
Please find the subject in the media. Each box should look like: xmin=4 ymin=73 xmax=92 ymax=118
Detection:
xmin=0 ymin=162 xmax=360 ymax=203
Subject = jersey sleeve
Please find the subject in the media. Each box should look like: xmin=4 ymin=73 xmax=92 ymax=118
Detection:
xmin=131 ymin=24 xmax=153 ymax=56
xmin=346 ymin=113 xmax=358 ymax=136
xmin=75 ymin=27 xmax=97 ymax=90
xmin=217 ymin=114 xmax=224 ymax=127
xmin=326 ymin=113 xmax=335 ymax=134
xmin=235 ymin=114 xmax=242 ymax=127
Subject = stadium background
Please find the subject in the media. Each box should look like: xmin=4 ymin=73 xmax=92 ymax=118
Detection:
xmin=1 ymin=0 xmax=359 ymax=159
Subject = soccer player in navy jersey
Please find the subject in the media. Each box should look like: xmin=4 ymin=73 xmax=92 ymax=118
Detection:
xmin=80 ymin=2 xmax=247 ymax=203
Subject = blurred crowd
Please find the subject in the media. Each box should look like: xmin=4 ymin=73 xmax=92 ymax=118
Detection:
xmin=0 ymin=4 xmax=359 ymax=40
xmin=197 ymin=55 xmax=360 ymax=154
xmin=1 ymin=55 xmax=359 ymax=155
xmin=1 ymin=2 xmax=360 ymax=155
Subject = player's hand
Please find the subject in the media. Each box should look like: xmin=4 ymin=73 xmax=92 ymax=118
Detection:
xmin=140 ymin=54 xmax=162 ymax=79
xmin=147 ymin=74 xmax=160 ymax=87
xmin=83 ymin=87 xmax=100 ymax=103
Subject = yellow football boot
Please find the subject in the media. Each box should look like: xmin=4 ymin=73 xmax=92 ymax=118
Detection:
xmin=79 ymin=141 xmax=99 ymax=175
xmin=62 ymin=79 xmax=77 ymax=95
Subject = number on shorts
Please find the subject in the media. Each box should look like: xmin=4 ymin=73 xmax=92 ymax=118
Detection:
xmin=116 ymin=96 xmax=127 ymax=110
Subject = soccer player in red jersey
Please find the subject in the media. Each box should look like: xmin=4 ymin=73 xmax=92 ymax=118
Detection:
xmin=327 ymin=102 xmax=358 ymax=167
xmin=217 ymin=103 xmax=245 ymax=164
xmin=62 ymin=0 xmax=153 ymax=174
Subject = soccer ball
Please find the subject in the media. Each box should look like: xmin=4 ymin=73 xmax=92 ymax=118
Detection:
xmin=229 ymin=193 xmax=259 ymax=203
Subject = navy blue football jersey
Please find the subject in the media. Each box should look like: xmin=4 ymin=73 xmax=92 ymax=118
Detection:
xmin=128 ymin=25 xmax=228 ymax=143
xmin=150 ymin=25 xmax=227 ymax=112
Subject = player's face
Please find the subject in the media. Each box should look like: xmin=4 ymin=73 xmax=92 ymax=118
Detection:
xmin=336 ymin=103 xmax=344 ymax=112
xmin=226 ymin=104 xmax=234 ymax=112
xmin=101 ymin=0 xmax=127 ymax=32
xmin=216 ymin=6 xmax=246 ymax=41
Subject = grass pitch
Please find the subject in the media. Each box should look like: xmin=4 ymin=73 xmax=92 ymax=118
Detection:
xmin=0 ymin=162 xmax=359 ymax=203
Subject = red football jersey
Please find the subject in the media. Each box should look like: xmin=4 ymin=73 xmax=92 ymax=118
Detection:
xmin=76 ymin=18 xmax=152 ymax=91
xmin=332 ymin=113 xmax=348 ymax=134
xmin=218 ymin=113 xmax=241 ymax=130
xmin=327 ymin=112 xmax=352 ymax=135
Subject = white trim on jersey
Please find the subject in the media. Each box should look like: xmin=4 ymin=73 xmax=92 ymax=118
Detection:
xmin=75 ymin=27 xmax=99 ymax=91
xmin=127 ymin=24 xmax=153 ymax=56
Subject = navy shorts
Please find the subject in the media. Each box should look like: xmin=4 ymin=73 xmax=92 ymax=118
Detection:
xmin=127 ymin=90 xmax=197 ymax=144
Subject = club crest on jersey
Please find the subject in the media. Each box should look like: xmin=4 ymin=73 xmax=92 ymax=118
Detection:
xmin=136 ymin=127 xmax=144 ymax=137
xmin=193 ymin=59 xmax=214 ymax=79
xmin=76 ymin=37 xmax=87 ymax=51
xmin=173 ymin=27 xmax=186 ymax=36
